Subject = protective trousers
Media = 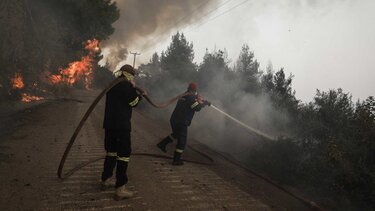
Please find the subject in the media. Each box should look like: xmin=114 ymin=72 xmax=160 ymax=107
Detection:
xmin=101 ymin=129 xmax=131 ymax=187
xmin=170 ymin=122 xmax=188 ymax=161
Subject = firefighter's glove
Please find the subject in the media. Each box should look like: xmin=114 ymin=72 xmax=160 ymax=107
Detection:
xmin=204 ymin=100 xmax=211 ymax=106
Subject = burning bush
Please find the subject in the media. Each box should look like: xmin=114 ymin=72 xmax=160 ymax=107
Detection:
xmin=0 ymin=0 xmax=119 ymax=102
xmin=47 ymin=39 xmax=100 ymax=89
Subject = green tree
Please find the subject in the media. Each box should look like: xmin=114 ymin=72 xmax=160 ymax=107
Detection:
xmin=43 ymin=0 xmax=119 ymax=43
xmin=260 ymin=62 xmax=275 ymax=93
xmin=260 ymin=67 xmax=299 ymax=120
xmin=341 ymin=96 xmax=375 ymax=207
xmin=137 ymin=52 xmax=162 ymax=90
xmin=354 ymin=96 xmax=375 ymax=146
xmin=160 ymin=32 xmax=196 ymax=82
xmin=235 ymin=44 xmax=261 ymax=94
xmin=296 ymin=88 xmax=355 ymax=156
xmin=314 ymin=88 xmax=355 ymax=137
xmin=138 ymin=52 xmax=161 ymax=77
xmin=197 ymin=49 xmax=230 ymax=90
xmin=272 ymin=69 xmax=298 ymax=111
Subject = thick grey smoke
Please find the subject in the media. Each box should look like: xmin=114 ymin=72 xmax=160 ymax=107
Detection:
xmin=139 ymin=60 xmax=291 ymax=163
xmin=101 ymin=0 xmax=219 ymax=70
xmin=189 ymin=70 xmax=291 ymax=162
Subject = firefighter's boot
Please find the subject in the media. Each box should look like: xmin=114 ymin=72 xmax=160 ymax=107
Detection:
xmin=101 ymin=153 xmax=117 ymax=190
xmin=172 ymin=151 xmax=184 ymax=166
xmin=115 ymin=185 xmax=134 ymax=200
xmin=156 ymin=136 xmax=173 ymax=153
xmin=100 ymin=178 xmax=113 ymax=190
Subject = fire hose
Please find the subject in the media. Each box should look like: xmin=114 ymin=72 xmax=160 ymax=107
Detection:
xmin=56 ymin=77 xmax=322 ymax=210
xmin=57 ymin=77 xmax=211 ymax=179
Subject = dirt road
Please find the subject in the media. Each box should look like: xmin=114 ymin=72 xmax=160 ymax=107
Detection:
xmin=0 ymin=90 xmax=312 ymax=210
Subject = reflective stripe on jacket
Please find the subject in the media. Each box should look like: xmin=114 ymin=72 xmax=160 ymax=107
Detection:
xmin=103 ymin=76 xmax=140 ymax=129
xmin=170 ymin=92 xmax=205 ymax=126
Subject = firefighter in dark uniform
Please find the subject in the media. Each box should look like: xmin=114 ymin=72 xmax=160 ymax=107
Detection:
xmin=100 ymin=64 xmax=145 ymax=200
xmin=157 ymin=82 xmax=210 ymax=165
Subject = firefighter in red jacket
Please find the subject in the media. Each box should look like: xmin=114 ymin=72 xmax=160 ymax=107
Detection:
xmin=100 ymin=64 xmax=145 ymax=200
xmin=157 ymin=82 xmax=210 ymax=165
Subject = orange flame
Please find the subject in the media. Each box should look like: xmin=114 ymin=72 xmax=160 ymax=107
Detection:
xmin=10 ymin=71 xmax=45 ymax=103
xmin=85 ymin=39 xmax=100 ymax=53
xmin=49 ymin=75 xmax=62 ymax=85
xmin=11 ymin=73 xmax=25 ymax=89
xmin=48 ymin=39 xmax=100 ymax=89
xmin=21 ymin=93 xmax=44 ymax=103
xmin=58 ymin=55 xmax=93 ymax=87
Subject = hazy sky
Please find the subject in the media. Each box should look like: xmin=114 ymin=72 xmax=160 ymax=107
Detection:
xmin=120 ymin=0 xmax=374 ymax=102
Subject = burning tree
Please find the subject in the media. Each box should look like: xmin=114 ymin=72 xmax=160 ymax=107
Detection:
xmin=0 ymin=0 xmax=119 ymax=101
xmin=48 ymin=39 xmax=101 ymax=89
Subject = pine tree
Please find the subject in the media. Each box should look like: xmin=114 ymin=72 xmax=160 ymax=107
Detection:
xmin=197 ymin=49 xmax=230 ymax=90
xmin=138 ymin=52 xmax=161 ymax=77
xmin=235 ymin=44 xmax=261 ymax=94
xmin=160 ymin=32 xmax=196 ymax=82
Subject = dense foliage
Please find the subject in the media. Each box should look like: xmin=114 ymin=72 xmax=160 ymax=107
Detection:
xmin=139 ymin=32 xmax=375 ymax=210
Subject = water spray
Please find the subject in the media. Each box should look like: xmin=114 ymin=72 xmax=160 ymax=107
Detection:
xmin=210 ymin=104 xmax=276 ymax=141
xmin=56 ymin=80 xmax=322 ymax=210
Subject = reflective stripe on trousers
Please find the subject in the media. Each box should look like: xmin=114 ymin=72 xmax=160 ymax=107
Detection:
xmin=175 ymin=148 xmax=184 ymax=153
xmin=106 ymin=152 xmax=117 ymax=157
xmin=117 ymin=156 xmax=130 ymax=162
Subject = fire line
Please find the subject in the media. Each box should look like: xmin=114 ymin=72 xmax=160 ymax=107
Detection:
xmin=48 ymin=39 xmax=100 ymax=89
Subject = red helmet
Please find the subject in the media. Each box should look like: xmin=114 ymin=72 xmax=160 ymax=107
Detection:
xmin=188 ymin=82 xmax=198 ymax=91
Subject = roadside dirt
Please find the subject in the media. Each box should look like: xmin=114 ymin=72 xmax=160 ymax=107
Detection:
xmin=0 ymin=90 xmax=313 ymax=210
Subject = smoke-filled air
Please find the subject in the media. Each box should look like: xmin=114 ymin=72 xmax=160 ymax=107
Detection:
xmin=0 ymin=1 xmax=374 ymax=210
xmin=137 ymin=31 xmax=375 ymax=211
xmin=101 ymin=0 xmax=220 ymax=70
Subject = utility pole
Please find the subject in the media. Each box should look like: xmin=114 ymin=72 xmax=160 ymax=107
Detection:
xmin=130 ymin=51 xmax=141 ymax=68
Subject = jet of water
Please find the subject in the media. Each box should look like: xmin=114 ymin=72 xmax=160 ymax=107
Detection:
xmin=210 ymin=104 xmax=276 ymax=141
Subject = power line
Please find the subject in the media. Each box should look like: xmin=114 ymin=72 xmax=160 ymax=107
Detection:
xmin=140 ymin=0 xmax=213 ymax=53
xmin=140 ymin=0 xmax=251 ymax=59
xmin=172 ymin=0 xmax=213 ymax=30
xmin=182 ymin=0 xmax=236 ymax=29
xmin=184 ymin=0 xmax=250 ymax=34
xmin=140 ymin=0 xmax=237 ymax=55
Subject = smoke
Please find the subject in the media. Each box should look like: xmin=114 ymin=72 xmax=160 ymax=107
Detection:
xmin=139 ymin=60 xmax=292 ymax=163
xmin=188 ymin=70 xmax=291 ymax=161
xmin=100 ymin=44 xmax=128 ymax=70
xmin=100 ymin=0 xmax=348 ymax=70
xmin=101 ymin=0 xmax=220 ymax=70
